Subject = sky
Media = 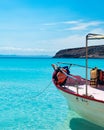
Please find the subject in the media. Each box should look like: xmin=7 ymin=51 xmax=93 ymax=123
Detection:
xmin=0 ymin=0 xmax=104 ymax=56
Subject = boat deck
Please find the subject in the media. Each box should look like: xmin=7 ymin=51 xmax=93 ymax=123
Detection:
xmin=63 ymin=84 xmax=104 ymax=101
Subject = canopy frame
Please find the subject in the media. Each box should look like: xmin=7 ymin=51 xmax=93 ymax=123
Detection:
xmin=85 ymin=33 xmax=104 ymax=95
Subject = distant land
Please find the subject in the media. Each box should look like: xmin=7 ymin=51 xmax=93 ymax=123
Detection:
xmin=0 ymin=55 xmax=51 ymax=58
xmin=53 ymin=45 xmax=104 ymax=58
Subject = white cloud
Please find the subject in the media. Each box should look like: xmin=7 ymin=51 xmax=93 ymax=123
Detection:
xmin=43 ymin=20 xmax=80 ymax=27
xmin=0 ymin=19 xmax=104 ymax=56
xmin=63 ymin=20 xmax=81 ymax=24
xmin=0 ymin=45 xmax=58 ymax=56
xmin=66 ymin=21 xmax=104 ymax=31
xmin=43 ymin=23 xmax=58 ymax=26
xmin=89 ymin=28 xmax=104 ymax=34
xmin=0 ymin=47 xmax=46 ymax=53
xmin=42 ymin=20 xmax=104 ymax=33
xmin=44 ymin=33 xmax=104 ymax=53
xmin=40 ymin=34 xmax=85 ymax=53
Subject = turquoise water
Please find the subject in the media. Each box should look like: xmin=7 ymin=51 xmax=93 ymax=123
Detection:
xmin=0 ymin=57 xmax=104 ymax=130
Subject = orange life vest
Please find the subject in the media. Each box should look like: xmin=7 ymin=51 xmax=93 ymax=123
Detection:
xmin=57 ymin=69 xmax=67 ymax=84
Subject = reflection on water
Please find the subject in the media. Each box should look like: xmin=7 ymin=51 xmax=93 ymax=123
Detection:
xmin=70 ymin=118 xmax=104 ymax=130
xmin=55 ymin=111 xmax=104 ymax=130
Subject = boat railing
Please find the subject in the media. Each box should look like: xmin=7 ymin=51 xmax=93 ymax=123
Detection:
xmin=57 ymin=62 xmax=92 ymax=69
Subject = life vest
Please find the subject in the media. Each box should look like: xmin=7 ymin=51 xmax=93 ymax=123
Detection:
xmin=90 ymin=68 xmax=98 ymax=87
xmin=99 ymin=71 xmax=104 ymax=81
xmin=90 ymin=68 xmax=104 ymax=86
xmin=98 ymin=70 xmax=104 ymax=85
xmin=57 ymin=69 xmax=67 ymax=85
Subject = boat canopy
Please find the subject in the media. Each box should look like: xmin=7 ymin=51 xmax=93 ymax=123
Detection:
xmin=85 ymin=33 xmax=104 ymax=95
xmin=87 ymin=33 xmax=104 ymax=40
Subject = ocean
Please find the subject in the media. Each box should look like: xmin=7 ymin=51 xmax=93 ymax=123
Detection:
xmin=0 ymin=57 xmax=104 ymax=130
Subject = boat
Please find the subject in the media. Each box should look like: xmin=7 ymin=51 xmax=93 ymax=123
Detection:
xmin=52 ymin=33 xmax=104 ymax=127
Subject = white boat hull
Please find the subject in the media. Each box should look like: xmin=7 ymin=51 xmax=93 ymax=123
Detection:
xmin=59 ymin=89 xmax=104 ymax=127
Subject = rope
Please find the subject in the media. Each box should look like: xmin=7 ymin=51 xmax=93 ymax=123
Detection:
xmin=33 ymin=80 xmax=52 ymax=99
xmin=57 ymin=62 xmax=92 ymax=69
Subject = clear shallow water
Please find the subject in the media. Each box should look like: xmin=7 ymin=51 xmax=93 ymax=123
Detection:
xmin=0 ymin=57 xmax=104 ymax=130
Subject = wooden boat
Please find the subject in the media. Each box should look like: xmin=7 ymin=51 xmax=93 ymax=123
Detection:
xmin=52 ymin=33 xmax=104 ymax=127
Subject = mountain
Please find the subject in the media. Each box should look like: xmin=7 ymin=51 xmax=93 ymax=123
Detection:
xmin=53 ymin=45 xmax=104 ymax=58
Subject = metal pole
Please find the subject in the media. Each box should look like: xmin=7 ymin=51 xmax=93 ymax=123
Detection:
xmin=85 ymin=35 xmax=88 ymax=96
